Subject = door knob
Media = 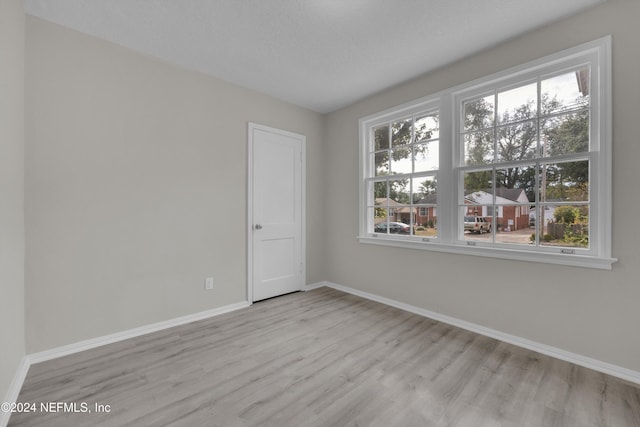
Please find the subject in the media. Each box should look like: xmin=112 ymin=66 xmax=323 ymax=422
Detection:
xmin=254 ymin=224 xmax=263 ymax=230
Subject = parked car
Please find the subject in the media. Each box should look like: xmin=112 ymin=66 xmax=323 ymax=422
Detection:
xmin=374 ymin=222 xmax=410 ymax=234
xmin=464 ymin=216 xmax=491 ymax=234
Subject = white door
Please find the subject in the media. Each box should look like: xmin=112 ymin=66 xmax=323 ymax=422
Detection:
xmin=248 ymin=123 xmax=305 ymax=302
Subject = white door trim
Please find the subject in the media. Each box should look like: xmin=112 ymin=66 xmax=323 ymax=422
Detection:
xmin=247 ymin=122 xmax=306 ymax=303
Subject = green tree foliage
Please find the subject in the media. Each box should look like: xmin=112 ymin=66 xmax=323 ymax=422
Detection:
xmin=464 ymin=98 xmax=493 ymax=167
xmin=463 ymin=91 xmax=588 ymax=203
xmin=553 ymin=206 xmax=581 ymax=224
xmin=419 ymin=178 xmax=437 ymax=195
xmin=373 ymin=179 xmax=410 ymax=204
xmin=374 ymin=117 xmax=436 ymax=175
xmin=373 ymin=116 xmax=437 ymax=204
xmin=497 ymin=103 xmax=538 ymax=161
xmin=464 ymin=97 xmax=494 ymax=131
xmin=374 ymin=200 xmax=386 ymax=218
xmin=465 ymin=170 xmax=492 ymax=193
xmin=391 ymin=180 xmax=410 ymax=204
xmin=551 ymin=205 xmax=588 ymax=247
xmin=541 ymin=112 xmax=589 ymax=203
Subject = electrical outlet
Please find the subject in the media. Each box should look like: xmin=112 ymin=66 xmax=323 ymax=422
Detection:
xmin=205 ymin=277 xmax=214 ymax=290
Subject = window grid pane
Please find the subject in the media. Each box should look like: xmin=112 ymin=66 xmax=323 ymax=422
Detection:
xmin=457 ymin=65 xmax=591 ymax=249
xmin=366 ymin=111 xmax=439 ymax=236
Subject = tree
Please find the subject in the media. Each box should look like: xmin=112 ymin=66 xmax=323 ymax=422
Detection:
xmin=373 ymin=177 xmax=409 ymax=204
xmin=465 ymin=170 xmax=492 ymax=193
xmin=462 ymin=93 xmax=586 ymax=202
xmin=463 ymin=98 xmax=493 ymax=168
xmin=373 ymin=116 xmax=437 ymax=205
xmin=554 ymin=206 xmax=581 ymax=224
xmin=418 ymin=178 xmax=437 ymax=196
xmin=374 ymin=200 xmax=386 ymax=218
xmin=543 ymin=111 xmax=589 ymax=193
xmin=462 ymin=98 xmax=494 ymax=192
xmin=374 ymin=116 xmax=436 ymax=176
xmin=497 ymin=104 xmax=536 ymax=162
xmin=494 ymin=100 xmax=553 ymax=198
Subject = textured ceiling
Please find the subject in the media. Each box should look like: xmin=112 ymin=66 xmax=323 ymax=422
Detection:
xmin=22 ymin=0 xmax=605 ymax=113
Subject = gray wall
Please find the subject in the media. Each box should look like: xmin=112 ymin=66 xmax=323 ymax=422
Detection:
xmin=0 ymin=0 xmax=26 ymax=402
xmin=324 ymin=0 xmax=640 ymax=372
xmin=25 ymin=18 xmax=325 ymax=352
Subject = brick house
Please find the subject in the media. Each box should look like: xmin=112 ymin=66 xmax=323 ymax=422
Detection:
xmin=413 ymin=193 xmax=438 ymax=227
xmin=375 ymin=195 xmax=438 ymax=228
xmin=464 ymin=188 xmax=531 ymax=231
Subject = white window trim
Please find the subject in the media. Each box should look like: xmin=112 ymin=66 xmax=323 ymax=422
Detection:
xmin=358 ymin=36 xmax=616 ymax=270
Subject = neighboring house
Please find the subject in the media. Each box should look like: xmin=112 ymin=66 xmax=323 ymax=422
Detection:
xmin=374 ymin=197 xmax=402 ymax=224
xmin=375 ymin=196 xmax=438 ymax=227
xmin=414 ymin=193 xmax=438 ymax=227
xmin=395 ymin=205 xmax=415 ymax=225
xmin=465 ymin=188 xmax=531 ymax=231
xmin=378 ymin=188 xmax=529 ymax=231
xmin=530 ymin=205 xmax=558 ymax=227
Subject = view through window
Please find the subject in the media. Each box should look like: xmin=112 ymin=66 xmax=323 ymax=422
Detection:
xmin=359 ymin=37 xmax=615 ymax=269
xmin=368 ymin=109 xmax=439 ymax=239
xmin=459 ymin=68 xmax=591 ymax=250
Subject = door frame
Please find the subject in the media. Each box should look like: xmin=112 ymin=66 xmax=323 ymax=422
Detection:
xmin=247 ymin=122 xmax=306 ymax=304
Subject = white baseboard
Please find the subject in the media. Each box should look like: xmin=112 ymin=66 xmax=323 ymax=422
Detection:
xmin=302 ymin=282 xmax=326 ymax=291
xmin=0 ymin=300 xmax=250 ymax=427
xmin=1 ymin=357 xmax=30 ymax=427
xmin=29 ymin=301 xmax=250 ymax=365
xmin=318 ymin=281 xmax=640 ymax=386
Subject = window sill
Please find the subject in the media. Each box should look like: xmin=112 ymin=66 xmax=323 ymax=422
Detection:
xmin=358 ymin=236 xmax=617 ymax=270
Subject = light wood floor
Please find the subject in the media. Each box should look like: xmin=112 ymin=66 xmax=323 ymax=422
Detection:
xmin=9 ymin=287 xmax=640 ymax=426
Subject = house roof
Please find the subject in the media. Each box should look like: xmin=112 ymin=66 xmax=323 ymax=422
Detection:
xmin=493 ymin=188 xmax=529 ymax=202
xmin=377 ymin=195 xmax=438 ymax=208
xmin=465 ymin=188 xmax=530 ymax=204
xmin=375 ymin=198 xmax=401 ymax=207
xmin=414 ymin=194 xmax=438 ymax=205
xmin=381 ymin=189 xmax=528 ymax=208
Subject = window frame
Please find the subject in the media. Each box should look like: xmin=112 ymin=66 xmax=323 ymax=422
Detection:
xmin=362 ymin=97 xmax=442 ymax=242
xmin=358 ymin=36 xmax=616 ymax=270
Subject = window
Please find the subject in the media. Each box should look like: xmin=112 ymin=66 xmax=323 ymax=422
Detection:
xmin=365 ymin=102 xmax=440 ymax=240
xmin=359 ymin=37 xmax=616 ymax=269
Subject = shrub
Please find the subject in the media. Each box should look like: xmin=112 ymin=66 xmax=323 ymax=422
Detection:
xmin=562 ymin=228 xmax=589 ymax=247
xmin=554 ymin=206 xmax=581 ymax=224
